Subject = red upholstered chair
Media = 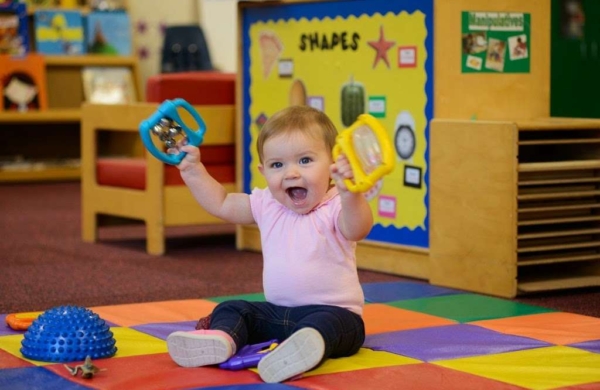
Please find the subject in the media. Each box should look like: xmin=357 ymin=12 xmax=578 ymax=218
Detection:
xmin=81 ymin=72 xmax=236 ymax=255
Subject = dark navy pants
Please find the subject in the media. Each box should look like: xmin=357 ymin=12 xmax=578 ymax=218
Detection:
xmin=209 ymin=300 xmax=365 ymax=363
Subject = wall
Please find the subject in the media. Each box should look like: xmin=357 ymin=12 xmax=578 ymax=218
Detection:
xmin=435 ymin=0 xmax=551 ymax=120
xmin=127 ymin=0 xmax=200 ymax=91
xmin=198 ymin=0 xmax=237 ymax=72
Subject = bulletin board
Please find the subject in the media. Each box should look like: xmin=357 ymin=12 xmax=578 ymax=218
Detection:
xmin=240 ymin=0 xmax=434 ymax=249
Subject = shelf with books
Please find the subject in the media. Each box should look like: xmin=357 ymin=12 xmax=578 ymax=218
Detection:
xmin=0 ymin=1 xmax=138 ymax=182
xmin=26 ymin=5 xmax=92 ymax=16
xmin=44 ymin=54 xmax=139 ymax=66
xmin=45 ymin=55 xmax=142 ymax=107
xmin=0 ymin=55 xmax=141 ymax=182
xmin=0 ymin=118 xmax=81 ymax=182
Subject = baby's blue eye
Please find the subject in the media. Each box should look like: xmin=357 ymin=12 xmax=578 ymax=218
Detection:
xmin=271 ymin=162 xmax=283 ymax=168
xmin=300 ymin=157 xmax=311 ymax=164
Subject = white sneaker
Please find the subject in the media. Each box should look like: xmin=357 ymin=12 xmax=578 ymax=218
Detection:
xmin=167 ymin=331 xmax=232 ymax=368
xmin=258 ymin=327 xmax=325 ymax=383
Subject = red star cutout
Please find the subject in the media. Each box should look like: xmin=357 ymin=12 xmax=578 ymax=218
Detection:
xmin=368 ymin=26 xmax=395 ymax=69
xmin=136 ymin=20 xmax=147 ymax=34
xmin=137 ymin=46 xmax=150 ymax=60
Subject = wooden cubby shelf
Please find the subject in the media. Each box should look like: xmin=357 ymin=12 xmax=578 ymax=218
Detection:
xmin=0 ymin=109 xmax=81 ymax=123
xmin=0 ymin=53 xmax=141 ymax=182
xmin=431 ymin=118 xmax=600 ymax=298
xmin=0 ymin=1 xmax=140 ymax=183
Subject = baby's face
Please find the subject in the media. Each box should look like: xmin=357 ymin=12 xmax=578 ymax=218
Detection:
xmin=259 ymin=130 xmax=333 ymax=214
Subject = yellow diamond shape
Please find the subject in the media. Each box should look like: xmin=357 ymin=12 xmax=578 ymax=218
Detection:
xmin=110 ymin=327 xmax=167 ymax=358
xmin=434 ymin=346 xmax=600 ymax=390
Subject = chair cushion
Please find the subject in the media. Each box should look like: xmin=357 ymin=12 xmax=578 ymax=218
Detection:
xmin=146 ymin=71 xmax=235 ymax=105
xmin=96 ymin=145 xmax=235 ymax=190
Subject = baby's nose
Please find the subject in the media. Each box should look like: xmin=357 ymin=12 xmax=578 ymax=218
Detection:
xmin=284 ymin=166 xmax=300 ymax=179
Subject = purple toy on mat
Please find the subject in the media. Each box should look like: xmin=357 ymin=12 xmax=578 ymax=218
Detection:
xmin=219 ymin=339 xmax=279 ymax=370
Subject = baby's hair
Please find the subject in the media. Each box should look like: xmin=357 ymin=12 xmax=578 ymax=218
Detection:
xmin=257 ymin=105 xmax=338 ymax=163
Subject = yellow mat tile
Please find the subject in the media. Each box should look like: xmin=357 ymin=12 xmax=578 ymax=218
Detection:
xmin=471 ymin=312 xmax=600 ymax=345
xmin=91 ymin=299 xmax=217 ymax=327
xmin=0 ymin=334 xmax=50 ymax=367
xmin=111 ymin=327 xmax=167 ymax=358
xmin=249 ymin=348 xmax=422 ymax=377
xmin=306 ymin=348 xmax=422 ymax=377
xmin=0 ymin=327 xmax=168 ymax=366
xmin=434 ymin=346 xmax=600 ymax=390
xmin=363 ymin=303 xmax=456 ymax=335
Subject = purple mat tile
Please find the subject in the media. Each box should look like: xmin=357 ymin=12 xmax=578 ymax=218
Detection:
xmin=131 ymin=321 xmax=197 ymax=340
xmin=0 ymin=315 xmax=25 ymax=336
xmin=569 ymin=339 xmax=600 ymax=354
xmin=363 ymin=323 xmax=551 ymax=361
xmin=362 ymin=281 xmax=463 ymax=303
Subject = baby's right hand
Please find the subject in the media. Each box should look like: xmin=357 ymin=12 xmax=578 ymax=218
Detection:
xmin=167 ymin=141 xmax=201 ymax=172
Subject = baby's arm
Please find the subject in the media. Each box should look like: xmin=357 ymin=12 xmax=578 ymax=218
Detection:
xmin=330 ymin=154 xmax=374 ymax=241
xmin=174 ymin=144 xmax=255 ymax=224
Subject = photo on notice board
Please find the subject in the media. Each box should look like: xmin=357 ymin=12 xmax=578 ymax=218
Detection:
xmin=485 ymin=37 xmax=506 ymax=72
xmin=461 ymin=11 xmax=530 ymax=73
xmin=82 ymin=66 xmax=136 ymax=104
xmin=508 ymin=34 xmax=528 ymax=60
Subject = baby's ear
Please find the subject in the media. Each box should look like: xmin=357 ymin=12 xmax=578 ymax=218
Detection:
xmin=258 ymin=164 xmax=264 ymax=175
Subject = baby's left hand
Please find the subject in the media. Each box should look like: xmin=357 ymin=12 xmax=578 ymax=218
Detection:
xmin=330 ymin=154 xmax=354 ymax=193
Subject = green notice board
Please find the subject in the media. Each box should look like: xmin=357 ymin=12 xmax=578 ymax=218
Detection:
xmin=461 ymin=11 xmax=530 ymax=73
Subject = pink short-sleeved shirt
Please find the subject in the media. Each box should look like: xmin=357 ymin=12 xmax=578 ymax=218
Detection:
xmin=249 ymin=187 xmax=364 ymax=316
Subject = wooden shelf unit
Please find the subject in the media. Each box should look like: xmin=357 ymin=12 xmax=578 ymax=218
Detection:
xmin=0 ymin=55 xmax=142 ymax=182
xmin=430 ymin=118 xmax=600 ymax=298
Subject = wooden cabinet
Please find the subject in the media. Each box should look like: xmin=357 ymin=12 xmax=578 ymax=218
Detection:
xmin=430 ymin=118 xmax=600 ymax=298
xmin=0 ymin=55 xmax=142 ymax=182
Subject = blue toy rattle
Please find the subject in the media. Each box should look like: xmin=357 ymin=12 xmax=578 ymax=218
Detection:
xmin=139 ymin=98 xmax=206 ymax=165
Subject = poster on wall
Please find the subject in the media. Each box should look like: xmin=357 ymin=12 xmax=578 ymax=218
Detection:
xmin=461 ymin=11 xmax=530 ymax=73
xmin=241 ymin=0 xmax=434 ymax=249
xmin=560 ymin=0 xmax=585 ymax=39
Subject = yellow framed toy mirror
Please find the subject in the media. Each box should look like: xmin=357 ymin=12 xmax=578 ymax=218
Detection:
xmin=333 ymin=114 xmax=395 ymax=193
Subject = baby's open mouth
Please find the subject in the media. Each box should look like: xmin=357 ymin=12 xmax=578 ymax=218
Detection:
xmin=286 ymin=187 xmax=307 ymax=202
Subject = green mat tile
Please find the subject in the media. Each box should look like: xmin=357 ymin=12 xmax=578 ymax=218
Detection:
xmin=388 ymin=294 xmax=555 ymax=323
xmin=207 ymin=292 xmax=266 ymax=303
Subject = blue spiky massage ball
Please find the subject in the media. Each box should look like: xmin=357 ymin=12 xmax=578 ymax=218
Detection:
xmin=20 ymin=305 xmax=117 ymax=363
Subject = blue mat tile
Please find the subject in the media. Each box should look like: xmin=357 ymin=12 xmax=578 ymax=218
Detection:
xmin=0 ymin=367 xmax=92 ymax=390
xmin=0 ymin=315 xmax=25 ymax=337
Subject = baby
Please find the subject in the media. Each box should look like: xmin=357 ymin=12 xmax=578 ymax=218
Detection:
xmin=166 ymin=105 xmax=373 ymax=383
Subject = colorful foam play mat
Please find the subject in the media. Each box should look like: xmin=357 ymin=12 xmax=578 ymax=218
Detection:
xmin=1 ymin=281 xmax=599 ymax=389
